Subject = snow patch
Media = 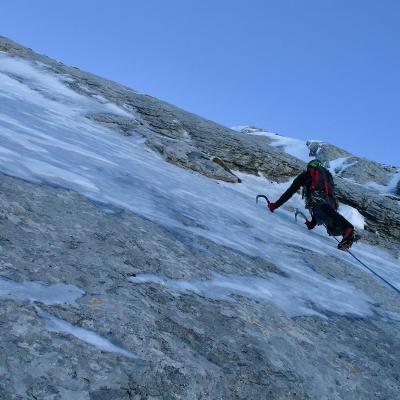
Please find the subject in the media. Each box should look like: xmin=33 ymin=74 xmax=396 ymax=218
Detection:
xmin=37 ymin=308 xmax=138 ymax=359
xmin=364 ymin=170 xmax=400 ymax=195
xmin=0 ymin=278 xmax=84 ymax=305
xmin=0 ymin=54 xmax=83 ymax=101
xmin=232 ymin=126 xmax=312 ymax=162
xmin=130 ymin=273 xmax=374 ymax=318
xmin=328 ymin=157 xmax=356 ymax=175
xmin=338 ymin=204 xmax=365 ymax=230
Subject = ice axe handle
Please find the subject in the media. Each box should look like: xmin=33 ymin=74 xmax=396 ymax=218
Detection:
xmin=295 ymin=209 xmax=309 ymax=223
xmin=256 ymin=195 xmax=270 ymax=205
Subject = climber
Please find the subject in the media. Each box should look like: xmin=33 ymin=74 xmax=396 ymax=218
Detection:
xmin=268 ymin=159 xmax=358 ymax=251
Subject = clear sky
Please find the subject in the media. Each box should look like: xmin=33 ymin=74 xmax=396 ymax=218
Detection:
xmin=1 ymin=0 xmax=399 ymax=165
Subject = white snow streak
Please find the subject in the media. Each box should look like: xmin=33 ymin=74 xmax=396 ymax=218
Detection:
xmin=0 ymin=278 xmax=84 ymax=305
xmin=130 ymin=273 xmax=374 ymax=318
xmin=0 ymin=277 xmax=136 ymax=358
xmin=232 ymin=126 xmax=312 ymax=162
xmin=328 ymin=157 xmax=355 ymax=175
xmin=37 ymin=309 xmax=137 ymax=359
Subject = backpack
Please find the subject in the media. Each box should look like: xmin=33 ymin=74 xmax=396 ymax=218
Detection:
xmin=303 ymin=165 xmax=337 ymax=209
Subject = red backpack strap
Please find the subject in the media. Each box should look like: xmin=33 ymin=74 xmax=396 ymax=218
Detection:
xmin=309 ymin=167 xmax=319 ymax=191
xmin=324 ymin=176 xmax=330 ymax=195
xmin=309 ymin=168 xmax=315 ymax=191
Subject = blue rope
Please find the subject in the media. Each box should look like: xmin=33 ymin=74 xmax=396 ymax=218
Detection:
xmin=332 ymin=236 xmax=400 ymax=296
xmin=294 ymin=208 xmax=400 ymax=295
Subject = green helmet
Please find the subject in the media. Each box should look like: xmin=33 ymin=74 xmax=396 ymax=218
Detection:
xmin=307 ymin=159 xmax=322 ymax=168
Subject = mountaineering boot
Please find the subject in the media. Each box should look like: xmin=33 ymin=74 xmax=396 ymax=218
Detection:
xmin=338 ymin=227 xmax=358 ymax=251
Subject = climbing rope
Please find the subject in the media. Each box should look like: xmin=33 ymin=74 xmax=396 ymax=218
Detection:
xmin=331 ymin=236 xmax=400 ymax=296
xmin=294 ymin=208 xmax=400 ymax=296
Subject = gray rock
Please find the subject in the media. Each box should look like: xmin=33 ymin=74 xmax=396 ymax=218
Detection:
xmin=189 ymin=126 xmax=305 ymax=182
xmin=235 ymin=126 xmax=268 ymax=135
xmin=307 ymin=141 xmax=352 ymax=163
xmin=338 ymin=158 xmax=397 ymax=187
xmin=307 ymin=141 xmax=397 ymax=188
xmin=86 ymin=113 xmax=139 ymax=136
xmin=145 ymin=135 xmax=241 ymax=183
xmin=0 ymin=172 xmax=399 ymax=400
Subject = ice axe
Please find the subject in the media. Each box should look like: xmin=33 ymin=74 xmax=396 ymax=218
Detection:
xmin=294 ymin=208 xmax=311 ymax=223
xmin=256 ymin=194 xmax=270 ymax=205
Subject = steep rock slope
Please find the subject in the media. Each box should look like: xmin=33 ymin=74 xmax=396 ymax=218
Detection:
xmin=2 ymin=35 xmax=399 ymax=243
xmin=0 ymin=37 xmax=399 ymax=399
xmin=1 ymin=35 xmax=398 ymax=244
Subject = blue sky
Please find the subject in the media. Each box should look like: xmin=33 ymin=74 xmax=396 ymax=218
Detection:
xmin=1 ymin=0 xmax=399 ymax=165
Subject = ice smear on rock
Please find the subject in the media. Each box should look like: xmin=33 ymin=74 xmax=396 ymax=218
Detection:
xmin=0 ymin=278 xmax=84 ymax=305
xmin=130 ymin=273 xmax=374 ymax=318
xmin=0 ymin=278 xmax=136 ymax=359
xmin=37 ymin=308 xmax=138 ymax=359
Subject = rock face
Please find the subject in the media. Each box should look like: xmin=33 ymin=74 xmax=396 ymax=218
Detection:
xmin=307 ymin=141 xmax=398 ymax=188
xmin=146 ymin=135 xmax=241 ymax=183
xmin=1 ymin=173 xmax=400 ymax=400
xmin=338 ymin=158 xmax=397 ymax=186
xmin=334 ymin=177 xmax=400 ymax=240
xmin=307 ymin=140 xmax=352 ymax=163
xmin=0 ymin=36 xmax=400 ymax=400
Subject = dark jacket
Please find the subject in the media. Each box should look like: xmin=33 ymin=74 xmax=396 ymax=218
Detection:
xmin=275 ymin=169 xmax=336 ymax=209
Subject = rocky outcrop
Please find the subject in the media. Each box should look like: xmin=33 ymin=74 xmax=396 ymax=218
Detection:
xmin=145 ymin=135 xmax=241 ymax=183
xmin=339 ymin=158 xmax=396 ymax=187
xmin=334 ymin=177 xmax=400 ymax=240
xmin=307 ymin=140 xmax=398 ymax=188
xmin=86 ymin=113 xmax=140 ymax=136
xmin=184 ymin=126 xmax=305 ymax=181
xmin=307 ymin=140 xmax=352 ymax=163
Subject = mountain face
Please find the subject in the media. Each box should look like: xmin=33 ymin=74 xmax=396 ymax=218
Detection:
xmin=0 ymin=36 xmax=399 ymax=400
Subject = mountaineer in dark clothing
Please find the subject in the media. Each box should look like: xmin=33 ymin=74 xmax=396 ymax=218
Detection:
xmin=268 ymin=159 xmax=358 ymax=251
